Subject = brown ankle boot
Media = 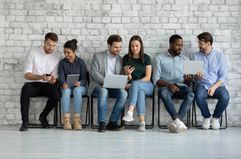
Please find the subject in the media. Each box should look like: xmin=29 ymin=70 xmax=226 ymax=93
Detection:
xmin=73 ymin=114 xmax=82 ymax=130
xmin=63 ymin=113 xmax=72 ymax=130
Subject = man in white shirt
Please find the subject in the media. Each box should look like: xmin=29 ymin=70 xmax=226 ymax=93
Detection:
xmin=19 ymin=32 xmax=61 ymax=131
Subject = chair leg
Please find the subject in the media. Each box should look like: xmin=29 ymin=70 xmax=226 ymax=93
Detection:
xmin=90 ymin=97 xmax=99 ymax=129
xmin=124 ymin=96 xmax=154 ymax=129
xmin=82 ymin=97 xmax=90 ymax=128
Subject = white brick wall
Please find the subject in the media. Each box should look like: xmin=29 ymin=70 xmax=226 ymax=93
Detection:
xmin=0 ymin=0 xmax=241 ymax=126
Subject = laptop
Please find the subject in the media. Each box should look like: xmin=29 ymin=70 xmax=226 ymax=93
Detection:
xmin=183 ymin=61 xmax=204 ymax=75
xmin=66 ymin=74 xmax=80 ymax=88
xmin=103 ymin=75 xmax=128 ymax=89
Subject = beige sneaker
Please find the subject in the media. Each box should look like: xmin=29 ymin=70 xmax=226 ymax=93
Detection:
xmin=167 ymin=122 xmax=177 ymax=133
xmin=63 ymin=113 xmax=72 ymax=130
xmin=73 ymin=114 xmax=82 ymax=130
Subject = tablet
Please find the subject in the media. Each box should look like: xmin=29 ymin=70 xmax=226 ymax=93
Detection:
xmin=66 ymin=74 xmax=80 ymax=88
xmin=183 ymin=61 xmax=204 ymax=75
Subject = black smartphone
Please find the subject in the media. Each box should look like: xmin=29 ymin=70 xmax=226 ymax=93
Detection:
xmin=46 ymin=74 xmax=51 ymax=76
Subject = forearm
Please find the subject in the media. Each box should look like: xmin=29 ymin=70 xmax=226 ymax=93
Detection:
xmin=24 ymin=72 xmax=44 ymax=81
xmin=141 ymin=76 xmax=151 ymax=82
xmin=212 ymin=80 xmax=223 ymax=89
xmin=156 ymin=79 xmax=171 ymax=88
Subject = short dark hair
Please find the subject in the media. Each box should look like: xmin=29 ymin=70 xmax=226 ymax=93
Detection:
xmin=169 ymin=34 xmax=183 ymax=44
xmin=197 ymin=32 xmax=213 ymax=45
xmin=107 ymin=34 xmax=122 ymax=46
xmin=45 ymin=32 xmax=58 ymax=42
xmin=64 ymin=39 xmax=78 ymax=52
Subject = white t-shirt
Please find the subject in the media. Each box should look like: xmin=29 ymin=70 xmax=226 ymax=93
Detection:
xmin=106 ymin=51 xmax=117 ymax=75
xmin=24 ymin=47 xmax=61 ymax=82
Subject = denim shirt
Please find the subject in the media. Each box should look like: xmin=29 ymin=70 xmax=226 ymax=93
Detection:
xmin=58 ymin=56 xmax=87 ymax=86
xmin=193 ymin=49 xmax=228 ymax=89
xmin=152 ymin=52 xmax=189 ymax=86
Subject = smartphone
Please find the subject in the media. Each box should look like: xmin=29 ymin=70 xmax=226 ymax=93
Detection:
xmin=46 ymin=74 xmax=51 ymax=76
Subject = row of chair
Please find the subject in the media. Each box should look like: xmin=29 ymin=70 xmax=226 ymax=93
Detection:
xmin=28 ymin=73 xmax=227 ymax=129
xmin=32 ymin=90 xmax=226 ymax=130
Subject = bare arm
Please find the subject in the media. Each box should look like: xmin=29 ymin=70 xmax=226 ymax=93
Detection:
xmin=140 ymin=65 xmax=152 ymax=82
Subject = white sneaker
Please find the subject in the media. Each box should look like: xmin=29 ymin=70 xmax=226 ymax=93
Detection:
xmin=167 ymin=122 xmax=177 ymax=133
xmin=138 ymin=122 xmax=145 ymax=132
xmin=122 ymin=111 xmax=134 ymax=122
xmin=202 ymin=118 xmax=211 ymax=130
xmin=211 ymin=118 xmax=220 ymax=130
xmin=175 ymin=119 xmax=187 ymax=133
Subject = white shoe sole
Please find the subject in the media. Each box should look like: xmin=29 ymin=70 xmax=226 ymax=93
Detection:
xmin=122 ymin=117 xmax=134 ymax=122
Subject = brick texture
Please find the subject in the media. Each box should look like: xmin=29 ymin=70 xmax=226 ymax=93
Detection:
xmin=0 ymin=0 xmax=241 ymax=126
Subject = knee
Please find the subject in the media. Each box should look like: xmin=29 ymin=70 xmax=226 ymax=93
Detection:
xmin=131 ymin=80 xmax=140 ymax=89
xmin=73 ymin=87 xmax=86 ymax=96
xmin=187 ymin=92 xmax=194 ymax=100
xmin=194 ymin=90 xmax=206 ymax=101
xmin=99 ymin=88 xmax=108 ymax=98
xmin=62 ymin=88 xmax=71 ymax=96
xmin=21 ymin=83 xmax=32 ymax=94
xmin=120 ymin=89 xmax=128 ymax=99
xmin=221 ymin=91 xmax=230 ymax=103
xmin=158 ymin=88 xmax=170 ymax=99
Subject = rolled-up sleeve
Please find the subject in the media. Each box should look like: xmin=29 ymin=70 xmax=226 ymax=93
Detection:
xmin=24 ymin=52 xmax=34 ymax=74
xmin=218 ymin=53 xmax=228 ymax=84
xmin=80 ymin=61 xmax=87 ymax=86
xmin=57 ymin=60 xmax=65 ymax=85
xmin=152 ymin=55 xmax=162 ymax=85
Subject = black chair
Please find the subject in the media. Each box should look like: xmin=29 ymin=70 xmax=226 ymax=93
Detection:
xmin=57 ymin=96 xmax=90 ymax=128
xmin=57 ymin=72 xmax=90 ymax=128
xmin=91 ymin=95 xmax=123 ymax=129
xmin=28 ymin=97 xmax=58 ymax=128
xmin=157 ymin=93 xmax=191 ymax=129
xmin=192 ymin=97 xmax=228 ymax=129
xmin=28 ymin=81 xmax=59 ymax=128
xmin=122 ymin=90 xmax=155 ymax=129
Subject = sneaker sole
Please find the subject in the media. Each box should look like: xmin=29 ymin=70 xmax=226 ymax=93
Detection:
xmin=122 ymin=118 xmax=134 ymax=122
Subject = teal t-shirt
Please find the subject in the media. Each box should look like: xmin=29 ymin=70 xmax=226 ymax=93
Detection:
xmin=123 ymin=54 xmax=151 ymax=80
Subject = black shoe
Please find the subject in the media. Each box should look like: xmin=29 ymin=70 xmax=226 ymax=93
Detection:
xmin=107 ymin=121 xmax=124 ymax=131
xmin=39 ymin=115 xmax=50 ymax=128
xmin=19 ymin=123 xmax=28 ymax=131
xmin=98 ymin=122 xmax=106 ymax=132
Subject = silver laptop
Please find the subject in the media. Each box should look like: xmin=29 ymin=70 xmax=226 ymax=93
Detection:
xmin=183 ymin=61 xmax=204 ymax=74
xmin=66 ymin=74 xmax=80 ymax=88
xmin=103 ymin=75 xmax=128 ymax=89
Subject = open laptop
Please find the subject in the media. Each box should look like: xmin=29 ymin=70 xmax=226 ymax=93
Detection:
xmin=183 ymin=61 xmax=204 ymax=75
xmin=103 ymin=75 xmax=128 ymax=89
xmin=66 ymin=74 xmax=80 ymax=88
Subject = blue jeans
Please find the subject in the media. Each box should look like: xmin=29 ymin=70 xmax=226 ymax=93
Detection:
xmin=194 ymin=85 xmax=229 ymax=118
xmin=128 ymin=80 xmax=154 ymax=116
xmin=61 ymin=86 xmax=87 ymax=114
xmin=92 ymin=86 xmax=128 ymax=123
xmin=158 ymin=85 xmax=194 ymax=120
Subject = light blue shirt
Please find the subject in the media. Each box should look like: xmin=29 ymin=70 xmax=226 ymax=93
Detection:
xmin=152 ymin=52 xmax=189 ymax=86
xmin=193 ymin=49 xmax=228 ymax=89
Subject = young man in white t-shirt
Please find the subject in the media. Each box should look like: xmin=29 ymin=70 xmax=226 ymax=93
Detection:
xmin=19 ymin=32 xmax=61 ymax=131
